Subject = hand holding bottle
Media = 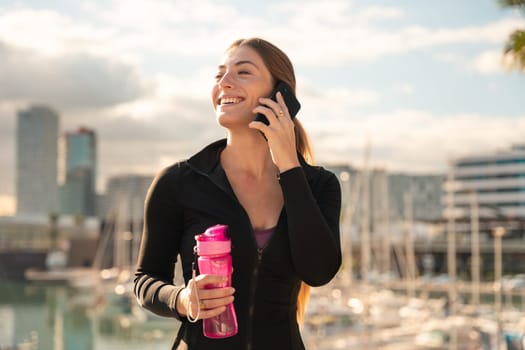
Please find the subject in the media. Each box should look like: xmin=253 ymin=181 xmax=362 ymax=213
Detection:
xmin=176 ymin=274 xmax=235 ymax=319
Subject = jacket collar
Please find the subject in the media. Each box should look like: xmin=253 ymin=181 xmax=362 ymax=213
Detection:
xmin=187 ymin=138 xmax=318 ymax=180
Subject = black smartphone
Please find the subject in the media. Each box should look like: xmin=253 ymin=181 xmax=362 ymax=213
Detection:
xmin=254 ymin=81 xmax=301 ymax=125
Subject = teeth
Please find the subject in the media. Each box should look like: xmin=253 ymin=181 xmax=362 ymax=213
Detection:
xmin=221 ymin=97 xmax=241 ymax=105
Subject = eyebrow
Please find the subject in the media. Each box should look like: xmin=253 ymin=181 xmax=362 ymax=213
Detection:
xmin=218 ymin=60 xmax=260 ymax=70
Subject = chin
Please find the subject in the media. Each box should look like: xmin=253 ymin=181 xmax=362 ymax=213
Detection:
xmin=217 ymin=112 xmax=252 ymax=127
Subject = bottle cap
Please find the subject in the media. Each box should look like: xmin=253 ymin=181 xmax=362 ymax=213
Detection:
xmin=195 ymin=224 xmax=231 ymax=255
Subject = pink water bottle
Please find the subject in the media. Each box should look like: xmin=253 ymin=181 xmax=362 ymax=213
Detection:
xmin=195 ymin=224 xmax=238 ymax=338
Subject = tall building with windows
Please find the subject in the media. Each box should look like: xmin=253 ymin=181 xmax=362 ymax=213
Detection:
xmin=102 ymin=174 xmax=154 ymax=221
xmin=59 ymin=127 xmax=97 ymax=216
xmin=444 ymin=144 xmax=525 ymax=238
xmin=388 ymin=173 xmax=445 ymax=222
xmin=16 ymin=105 xmax=59 ymax=216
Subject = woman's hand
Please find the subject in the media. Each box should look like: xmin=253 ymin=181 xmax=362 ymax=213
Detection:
xmin=176 ymin=274 xmax=235 ymax=320
xmin=249 ymin=91 xmax=300 ymax=173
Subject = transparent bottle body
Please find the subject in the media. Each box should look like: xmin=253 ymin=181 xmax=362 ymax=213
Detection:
xmin=197 ymin=254 xmax=238 ymax=338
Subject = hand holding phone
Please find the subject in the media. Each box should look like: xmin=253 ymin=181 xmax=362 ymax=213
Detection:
xmin=254 ymin=81 xmax=301 ymax=125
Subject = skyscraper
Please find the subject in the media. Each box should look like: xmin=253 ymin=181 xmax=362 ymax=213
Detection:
xmin=60 ymin=127 xmax=97 ymax=216
xmin=16 ymin=105 xmax=59 ymax=216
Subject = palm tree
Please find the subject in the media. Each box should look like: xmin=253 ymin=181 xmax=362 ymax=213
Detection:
xmin=499 ymin=0 xmax=525 ymax=71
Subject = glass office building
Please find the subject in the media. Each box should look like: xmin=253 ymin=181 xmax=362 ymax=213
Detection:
xmin=59 ymin=127 xmax=97 ymax=217
xmin=16 ymin=105 xmax=59 ymax=216
xmin=444 ymin=144 xmax=525 ymax=238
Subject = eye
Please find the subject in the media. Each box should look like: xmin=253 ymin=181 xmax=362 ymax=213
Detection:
xmin=238 ymin=70 xmax=250 ymax=75
xmin=214 ymin=73 xmax=223 ymax=81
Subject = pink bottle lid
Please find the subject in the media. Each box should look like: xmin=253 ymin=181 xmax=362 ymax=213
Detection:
xmin=195 ymin=224 xmax=231 ymax=256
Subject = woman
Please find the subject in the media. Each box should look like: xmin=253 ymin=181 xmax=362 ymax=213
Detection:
xmin=134 ymin=37 xmax=342 ymax=350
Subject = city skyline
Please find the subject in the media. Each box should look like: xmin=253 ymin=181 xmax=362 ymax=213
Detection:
xmin=0 ymin=0 xmax=524 ymax=215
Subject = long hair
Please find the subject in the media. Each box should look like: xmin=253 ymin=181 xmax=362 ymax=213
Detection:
xmin=227 ymin=38 xmax=313 ymax=324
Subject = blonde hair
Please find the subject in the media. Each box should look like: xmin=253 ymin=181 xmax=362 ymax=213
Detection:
xmin=228 ymin=37 xmax=313 ymax=324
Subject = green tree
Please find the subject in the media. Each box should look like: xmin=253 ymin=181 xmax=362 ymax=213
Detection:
xmin=499 ymin=0 xmax=525 ymax=71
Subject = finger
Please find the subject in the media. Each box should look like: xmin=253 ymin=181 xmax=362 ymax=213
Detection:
xmin=200 ymin=295 xmax=235 ymax=310
xmin=199 ymin=306 xmax=227 ymax=320
xmin=253 ymin=103 xmax=280 ymax=125
xmin=275 ymin=92 xmax=290 ymax=119
xmin=259 ymin=94 xmax=288 ymax=120
xmin=201 ymin=284 xmax=235 ymax=295
xmin=195 ymin=274 xmax=228 ymax=288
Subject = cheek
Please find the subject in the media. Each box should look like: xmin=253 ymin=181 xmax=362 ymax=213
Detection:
xmin=211 ymin=86 xmax=218 ymax=110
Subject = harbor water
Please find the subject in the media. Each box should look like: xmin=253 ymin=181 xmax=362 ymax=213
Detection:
xmin=2 ymin=277 xmax=525 ymax=349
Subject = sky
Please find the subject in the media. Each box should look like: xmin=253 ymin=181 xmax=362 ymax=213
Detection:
xmin=0 ymin=0 xmax=524 ymax=215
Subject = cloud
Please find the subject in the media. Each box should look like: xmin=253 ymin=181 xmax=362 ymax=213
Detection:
xmin=0 ymin=41 xmax=151 ymax=109
xmin=471 ymin=49 xmax=517 ymax=75
xmin=359 ymin=5 xmax=404 ymax=21
xmin=4 ymin=2 xmax=522 ymax=70
xmin=394 ymin=83 xmax=415 ymax=95
xmin=0 ymin=7 xmax=116 ymax=57
xmin=299 ymin=83 xmax=381 ymax=107
xmin=303 ymin=109 xmax=525 ymax=173
xmin=271 ymin=2 xmax=525 ymax=66
xmin=436 ymin=48 xmax=518 ymax=75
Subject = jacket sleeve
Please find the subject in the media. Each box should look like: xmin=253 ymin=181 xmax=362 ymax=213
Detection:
xmin=133 ymin=165 xmax=185 ymax=320
xmin=279 ymin=166 xmax=342 ymax=286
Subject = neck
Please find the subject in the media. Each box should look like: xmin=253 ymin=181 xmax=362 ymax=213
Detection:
xmin=221 ymin=131 xmax=277 ymax=180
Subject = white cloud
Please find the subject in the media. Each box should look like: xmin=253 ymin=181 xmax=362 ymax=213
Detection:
xmin=359 ymin=5 xmax=404 ymax=21
xmin=0 ymin=8 xmax=116 ymax=58
xmin=0 ymin=41 xmax=151 ymax=108
xmin=472 ymin=50 xmax=504 ymax=74
xmin=434 ymin=52 xmax=466 ymax=64
xmin=395 ymin=83 xmax=414 ymax=95
xmin=300 ymin=84 xmax=381 ymax=107
xmin=436 ymin=49 xmax=517 ymax=75
xmin=471 ymin=49 xmax=517 ymax=75
xmin=303 ymin=109 xmax=525 ymax=173
xmin=2 ymin=2 xmax=523 ymax=70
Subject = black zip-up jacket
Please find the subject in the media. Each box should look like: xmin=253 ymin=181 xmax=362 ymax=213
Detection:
xmin=134 ymin=139 xmax=342 ymax=350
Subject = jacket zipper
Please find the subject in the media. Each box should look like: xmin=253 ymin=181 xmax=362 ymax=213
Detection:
xmin=246 ymin=223 xmax=281 ymax=349
xmin=246 ymin=246 xmax=263 ymax=350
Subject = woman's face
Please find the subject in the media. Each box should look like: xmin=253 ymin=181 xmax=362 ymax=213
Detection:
xmin=212 ymin=45 xmax=274 ymax=125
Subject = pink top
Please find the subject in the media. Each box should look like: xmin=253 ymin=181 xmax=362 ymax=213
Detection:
xmin=254 ymin=226 xmax=276 ymax=249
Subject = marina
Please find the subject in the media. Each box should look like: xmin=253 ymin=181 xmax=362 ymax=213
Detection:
xmin=2 ymin=159 xmax=525 ymax=349
xmin=1 ymin=264 xmax=525 ymax=349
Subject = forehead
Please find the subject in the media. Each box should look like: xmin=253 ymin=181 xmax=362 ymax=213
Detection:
xmin=220 ymin=45 xmax=265 ymax=68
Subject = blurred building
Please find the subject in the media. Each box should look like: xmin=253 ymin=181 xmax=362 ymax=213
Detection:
xmin=96 ymin=175 xmax=154 ymax=269
xmin=387 ymin=173 xmax=445 ymax=222
xmin=16 ymin=105 xmax=59 ymax=216
xmin=0 ymin=215 xmax=100 ymax=279
xmin=59 ymin=127 xmax=97 ymax=217
xmin=443 ymin=144 xmax=525 ymax=239
xmin=325 ymin=164 xmax=444 ymax=224
xmin=103 ymin=174 xmax=154 ymax=223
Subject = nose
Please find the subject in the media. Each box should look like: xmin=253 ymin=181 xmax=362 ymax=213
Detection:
xmin=218 ymin=71 xmax=234 ymax=89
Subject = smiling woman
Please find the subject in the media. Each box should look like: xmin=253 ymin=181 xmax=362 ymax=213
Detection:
xmin=133 ymin=37 xmax=342 ymax=350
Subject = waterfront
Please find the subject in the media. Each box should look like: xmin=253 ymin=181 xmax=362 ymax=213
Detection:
xmin=2 ymin=274 xmax=525 ymax=350
xmin=0 ymin=281 xmax=175 ymax=350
